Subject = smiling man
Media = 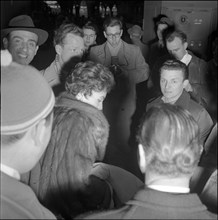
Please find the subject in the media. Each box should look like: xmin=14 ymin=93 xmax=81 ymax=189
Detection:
xmin=146 ymin=59 xmax=213 ymax=146
xmin=2 ymin=15 xmax=48 ymax=65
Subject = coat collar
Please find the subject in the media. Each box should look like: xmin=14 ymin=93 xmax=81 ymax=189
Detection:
xmin=96 ymin=40 xmax=130 ymax=67
xmin=55 ymin=92 xmax=109 ymax=129
xmin=127 ymin=187 xmax=207 ymax=211
xmin=174 ymin=90 xmax=190 ymax=110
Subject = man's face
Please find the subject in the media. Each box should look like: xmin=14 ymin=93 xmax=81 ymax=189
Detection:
xmin=160 ymin=69 xmax=187 ymax=102
xmin=104 ymin=25 xmax=123 ymax=48
xmin=78 ymin=90 xmax=107 ymax=110
xmin=166 ymin=36 xmax=187 ymax=60
xmin=57 ymin=33 xmax=85 ymax=65
xmin=4 ymin=30 xmax=39 ymax=65
xmin=83 ymin=28 xmax=96 ymax=49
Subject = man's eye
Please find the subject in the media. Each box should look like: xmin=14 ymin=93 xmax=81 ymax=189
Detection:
xmin=28 ymin=42 xmax=36 ymax=48
xmin=13 ymin=39 xmax=21 ymax=43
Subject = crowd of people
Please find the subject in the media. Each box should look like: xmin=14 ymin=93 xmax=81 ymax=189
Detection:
xmin=1 ymin=10 xmax=217 ymax=220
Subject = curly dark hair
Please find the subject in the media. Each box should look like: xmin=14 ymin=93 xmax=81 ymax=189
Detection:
xmin=65 ymin=61 xmax=115 ymax=97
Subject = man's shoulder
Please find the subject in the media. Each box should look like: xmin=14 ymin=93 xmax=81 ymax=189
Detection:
xmin=188 ymin=50 xmax=207 ymax=65
xmin=123 ymin=41 xmax=140 ymax=52
xmin=187 ymin=95 xmax=208 ymax=114
xmin=146 ymin=96 xmax=162 ymax=111
xmin=90 ymin=43 xmax=106 ymax=53
xmin=76 ymin=204 xmax=130 ymax=219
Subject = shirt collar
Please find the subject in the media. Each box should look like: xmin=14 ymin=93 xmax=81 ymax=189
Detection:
xmin=0 ymin=163 xmax=20 ymax=180
xmin=161 ymin=89 xmax=184 ymax=104
xmin=181 ymin=50 xmax=192 ymax=66
xmin=147 ymin=184 xmax=190 ymax=193
xmin=106 ymin=40 xmax=122 ymax=56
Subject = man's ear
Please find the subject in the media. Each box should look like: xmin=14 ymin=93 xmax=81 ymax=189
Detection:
xmin=138 ymin=144 xmax=146 ymax=173
xmin=184 ymin=42 xmax=188 ymax=50
xmin=3 ymin=37 xmax=9 ymax=49
xmin=93 ymin=34 xmax=97 ymax=41
xmin=34 ymin=45 xmax=39 ymax=56
xmin=55 ymin=44 xmax=62 ymax=55
xmin=31 ymin=119 xmax=47 ymax=147
xmin=75 ymin=92 xmax=85 ymax=102
xmin=120 ymin=29 xmax=123 ymax=37
xmin=183 ymin=79 xmax=189 ymax=88
xmin=103 ymin=31 xmax=107 ymax=39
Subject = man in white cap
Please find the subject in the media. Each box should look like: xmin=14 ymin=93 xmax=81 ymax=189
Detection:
xmin=2 ymin=15 xmax=48 ymax=65
xmin=1 ymin=50 xmax=56 ymax=219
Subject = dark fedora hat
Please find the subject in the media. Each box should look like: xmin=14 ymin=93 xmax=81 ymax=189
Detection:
xmin=127 ymin=25 xmax=143 ymax=37
xmin=2 ymin=15 xmax=48 ymax=46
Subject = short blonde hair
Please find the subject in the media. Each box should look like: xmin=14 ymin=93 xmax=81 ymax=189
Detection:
xmin=137 ymin=103 xmax=201 ymax=176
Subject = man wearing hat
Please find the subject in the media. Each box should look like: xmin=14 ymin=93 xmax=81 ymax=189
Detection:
xmin=1 ymin=50 xmax=56 ymax=219
xmin=127 ymin=25 xmax=148 ymax=61
xmin=2 ymin=15 xmax=48 ymax=65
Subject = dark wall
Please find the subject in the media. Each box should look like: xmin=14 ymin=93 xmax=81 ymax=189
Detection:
xmin=1 ymin=1 xmax=33 ymax=28
xmin=143 ymin=1 xmax=217 ymax=59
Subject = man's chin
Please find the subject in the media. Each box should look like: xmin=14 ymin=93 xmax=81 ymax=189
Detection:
xmin=16 ymin=59 xmax=29 ymax=65
xmin=111 ymin=44 xmax=118 ymax=48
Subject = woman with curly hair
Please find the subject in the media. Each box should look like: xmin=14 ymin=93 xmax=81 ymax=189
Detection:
xmin=21 ymin=61 xmax=115 ymax=218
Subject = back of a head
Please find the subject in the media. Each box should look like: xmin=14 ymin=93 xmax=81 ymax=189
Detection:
xmin=1 ymin=50 xmax=55 ymax=141
xmin=65 ymin=61 xmax=115 ymax=97
xmin=137 ymin=103 xmax=202 ymax=177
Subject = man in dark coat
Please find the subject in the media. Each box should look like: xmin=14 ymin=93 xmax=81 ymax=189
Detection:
xmin=77 ymin=103 xmax=217 ymax=219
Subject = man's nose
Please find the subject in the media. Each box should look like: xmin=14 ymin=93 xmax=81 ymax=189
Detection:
xmin=21 ymin=42 xmax=28 ymax=51
xmin=165 ymin=81 xmax=171 ymax=89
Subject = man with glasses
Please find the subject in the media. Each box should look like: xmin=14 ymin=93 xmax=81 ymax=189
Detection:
xmin=41 ymin=23 xmax=85 ymax=95
xmin=89 ymin=17 xmax=149 ymax=153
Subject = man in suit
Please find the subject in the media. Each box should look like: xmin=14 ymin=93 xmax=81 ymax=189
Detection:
xmin=89 ymin=16 xmax=149 ymax=150
xmin=77 ymin=103 xmax=217 ymax=219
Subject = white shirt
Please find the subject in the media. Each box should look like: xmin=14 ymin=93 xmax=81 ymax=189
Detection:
xmin=148 ymin=184 xmax=190 ymax=193
xmin=0 ymin=163 xmax=20 ymax=180
xmin=181 ymin=51 xmax=192 ymax=66
xmin=107 ymin=40 xmax=122 ymax=56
